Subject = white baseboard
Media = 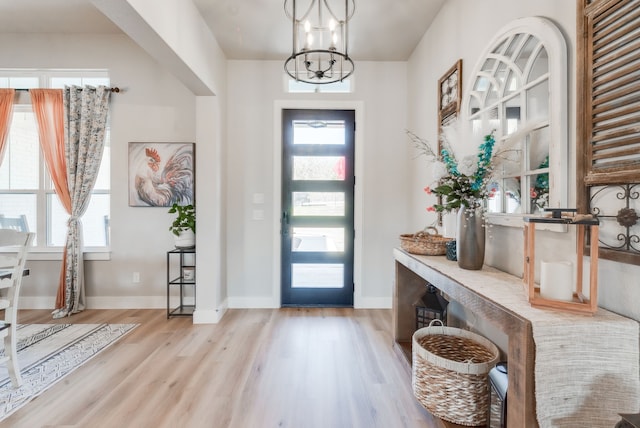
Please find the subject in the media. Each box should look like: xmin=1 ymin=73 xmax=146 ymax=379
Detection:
xmin=354 ymin=296 xmax=392 ymax=309
xmin=18 ymin=296 xmax=56 ymax=310
xmin=227 ymin=295 xmax=391 ymax=309
xmin=21 ymin=295 xmax=229 ymax=324
xmin=227 ymin=296 xmax=280 ymax=309
xmin=20 ymin=295 xmax=391 ymax=311
xmin=193 ymin=298 xmax=228 ymax=324
xmin=18 ymin=295 xmax=167 ymax=310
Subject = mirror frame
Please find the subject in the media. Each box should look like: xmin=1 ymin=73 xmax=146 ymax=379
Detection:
xmin=460 ymin=17 xmax=568 ymax=227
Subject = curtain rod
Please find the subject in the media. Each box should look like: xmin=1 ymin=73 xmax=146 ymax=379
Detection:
xmin=13 ymin=87 xmax=121 ymax=93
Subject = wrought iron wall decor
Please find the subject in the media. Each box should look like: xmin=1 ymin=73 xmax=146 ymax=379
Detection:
xmin=590 ymin=184 xmax=640 ymax=262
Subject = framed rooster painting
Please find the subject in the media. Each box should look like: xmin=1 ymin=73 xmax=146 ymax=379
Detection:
xmin=128 ymin=142 xmax=195 ymax=207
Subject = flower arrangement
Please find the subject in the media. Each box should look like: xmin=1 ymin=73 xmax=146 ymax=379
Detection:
xmin=408 ymin=128 xmax=498 ymax=213
xmin=531 ymin=155 xmax=550 ymax=211
xmin=505 ymin=155 xmax=549 ymax=212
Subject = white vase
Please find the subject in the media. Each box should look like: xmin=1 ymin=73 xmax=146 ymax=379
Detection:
xmin=174 ymin=229 xmax=195 ymax=249
xmin=442 ymin=211 xmax=458 ymax=238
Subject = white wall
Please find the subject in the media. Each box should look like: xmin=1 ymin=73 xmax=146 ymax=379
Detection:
xmin=9 ymin=0 xmax=635 ymax=322
xmin=92 ymin=0 xmax=229 ymax=322
xmin=0 ymin=33 xmax=198 ymax=308
xmin=407 ymin=0 xmax=640 ymax=323
xmin=226 ymin=60 xmax=410 ymax=308
xmin=2 ymin=28 xmax=412 ymax=313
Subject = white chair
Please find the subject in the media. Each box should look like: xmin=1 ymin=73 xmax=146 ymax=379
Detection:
xmin=0 ymin=215 xmax=29 ymax=232
xmin=0 ymin=229 xmax=34 ymax=387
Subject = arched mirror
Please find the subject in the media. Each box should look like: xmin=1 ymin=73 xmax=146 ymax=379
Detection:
xmin=462 ymin=17 xmax=568 ymax=224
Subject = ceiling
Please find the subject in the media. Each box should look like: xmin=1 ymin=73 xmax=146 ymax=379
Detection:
xmin=0 ymin=0 xmax=121 ymax=34
xmin=0 ymin=0 xmax=446 ymax=61
xmin=192 ymin=0 xmax=446 ymax=61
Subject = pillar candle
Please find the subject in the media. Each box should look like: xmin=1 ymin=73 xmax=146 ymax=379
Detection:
xmin=540 ymin=260 xmax=574 ymax=301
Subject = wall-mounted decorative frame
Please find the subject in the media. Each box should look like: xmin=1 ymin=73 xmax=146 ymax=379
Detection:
xmin=437 ymin=60 xmax=462 ymax=224
xmin=128 ymin=142 xmax=195 ymax=207
xmin=438 ymin=59 xmax=462 ymax=121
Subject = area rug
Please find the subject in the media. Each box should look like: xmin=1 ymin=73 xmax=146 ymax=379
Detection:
xmin=0 ymin=323 xmax=138 ymax=421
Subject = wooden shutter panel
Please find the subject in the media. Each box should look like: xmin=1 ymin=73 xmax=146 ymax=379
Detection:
xmin=578 ymin=0 xmax=640 ymax=265
xmin=583 ymin=0 xmax=640 ymax=185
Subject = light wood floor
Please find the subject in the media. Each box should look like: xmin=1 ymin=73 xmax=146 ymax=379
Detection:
xmin=3 ymin=308 xmax=448 ymax=428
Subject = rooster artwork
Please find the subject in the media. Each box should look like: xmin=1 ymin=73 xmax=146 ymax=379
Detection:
xmin=129 ymin=142 xmax=194 ymax=207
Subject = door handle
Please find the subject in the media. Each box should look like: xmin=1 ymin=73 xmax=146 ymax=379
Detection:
xmin=282 ymin=211 xmax=290 ymax=236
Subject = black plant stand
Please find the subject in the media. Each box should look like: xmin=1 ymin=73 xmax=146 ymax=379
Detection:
xmin=166 ymin=247 xmax=196 ymax=318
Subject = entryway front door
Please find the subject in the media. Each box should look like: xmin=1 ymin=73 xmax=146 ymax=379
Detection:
xmin=281 ymin=109 xmax=355 ymax=306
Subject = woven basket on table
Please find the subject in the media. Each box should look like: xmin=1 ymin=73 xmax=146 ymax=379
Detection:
xmin=412 ymin=320 xmax=500 ymax=426
xmin=399 ymin=227 xmax=451 ymax=256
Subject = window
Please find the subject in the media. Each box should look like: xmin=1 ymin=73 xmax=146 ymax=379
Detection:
xmin=577 ymin=0 xmax=640 ymax=265
xmin=461 ymin=17 xmax=568 ymax=225
xmin=285 ymin=75 xmax=353 ymax=93
xmin=0 ymin=70 xmax=110 ymax=253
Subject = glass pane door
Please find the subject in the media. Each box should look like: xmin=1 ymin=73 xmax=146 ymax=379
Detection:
xmin=281 ymin=109 xmax=355 ymax=306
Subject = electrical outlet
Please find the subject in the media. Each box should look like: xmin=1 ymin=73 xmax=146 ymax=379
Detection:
xmin=252 ymin=193 xmax=264 ymax=204
xmin=252 ymin=209 xmax=264 ymax=220
xmin=132 ymin=272 xmax=140 ymax=283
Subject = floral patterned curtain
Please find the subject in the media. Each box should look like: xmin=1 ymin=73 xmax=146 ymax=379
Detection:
xmin=32 ymin=86 xmax=110 ymax=318
xmin=56 ymin=85 xmax=110 ymax=317
xmin=0 ymin=89 xmax=16 ymax=164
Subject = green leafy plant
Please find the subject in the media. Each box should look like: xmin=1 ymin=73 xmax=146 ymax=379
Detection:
xmin=168 ymin=203 xmax=195 ymax=236
xmin=408 ymin=129 xmax=498 ymax=213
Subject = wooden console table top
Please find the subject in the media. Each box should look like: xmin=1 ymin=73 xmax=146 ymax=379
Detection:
xmin=393 ymin=248 xmax=639 ymax=428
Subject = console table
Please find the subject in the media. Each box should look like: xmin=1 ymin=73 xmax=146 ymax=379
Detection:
xmin=393 ymin=248 xmax=639 ymax=428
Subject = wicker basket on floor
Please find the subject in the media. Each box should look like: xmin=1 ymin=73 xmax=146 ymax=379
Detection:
xmin=400 ymin=227 xmax=451 ymax=256
xmin=412 ymin=320 xmax=499 ymax=426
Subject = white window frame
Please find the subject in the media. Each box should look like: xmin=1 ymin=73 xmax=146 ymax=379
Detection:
xmin=461 ymin=17 xmax=568 ymax=228
xmin=284 ymin=74 xmax=354 ymax=93
xmin=0 ymin=69 xmax=111 ymax=260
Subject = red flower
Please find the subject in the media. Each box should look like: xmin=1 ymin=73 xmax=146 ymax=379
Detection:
xmin=530 ymin=188 xmax=537 ymax=198
xmin=426 ymin=206 xmax=436 ymax=212
xmin=423 ymin=186 xmax=432 ymax=194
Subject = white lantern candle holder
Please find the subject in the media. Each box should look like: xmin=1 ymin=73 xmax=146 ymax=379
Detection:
xmin=523 ymin=209 xmax=599 ymax=315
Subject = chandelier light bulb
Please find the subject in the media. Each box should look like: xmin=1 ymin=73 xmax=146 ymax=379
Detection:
xmin=284 ymin=0 xmax=355 ymax=84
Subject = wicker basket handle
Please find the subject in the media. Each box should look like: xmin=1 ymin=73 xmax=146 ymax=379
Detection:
xmin=424 ymin=226 xmax=439 ymax=236
xmin=428 ymin=319 xmax=445 ymax=329
xmin=416 ymin=227 xmax=440 ymax=238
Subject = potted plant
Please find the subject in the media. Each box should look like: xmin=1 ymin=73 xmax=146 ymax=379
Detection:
xmin=168 ymin=203 xmax=195 ymax=248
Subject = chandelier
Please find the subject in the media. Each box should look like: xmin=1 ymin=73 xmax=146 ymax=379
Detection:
xmin=284 ymin=0 xmax=355 ymax=85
